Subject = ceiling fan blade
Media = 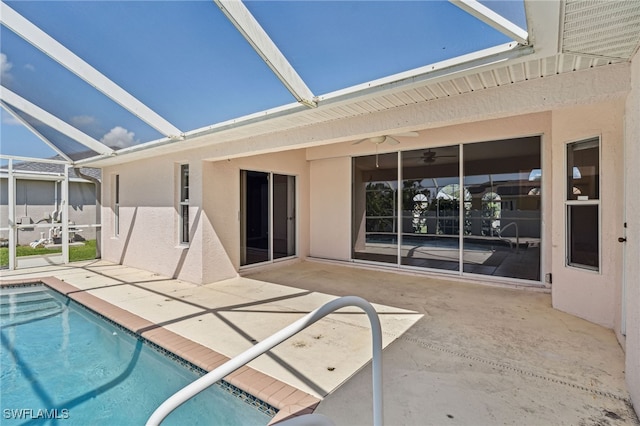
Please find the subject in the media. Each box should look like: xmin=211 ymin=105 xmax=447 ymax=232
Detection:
xmin=386 ymin=136 xmax=400 ymax=145
xmin=391 ymin=131 xmax=419 ymax=137
xmin=352 ymin=138 xmax=368 ymax=145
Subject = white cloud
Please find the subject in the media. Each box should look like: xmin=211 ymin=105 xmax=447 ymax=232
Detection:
xmin=24 ymin=63 xmax=35 ymax=72
xmin=1 ymin=53 xmax=13 ymax=81
xmin=71 ymin=115 xmax=98 ymax=127
xmin=100 ymin=126 xmax=138 ymax=148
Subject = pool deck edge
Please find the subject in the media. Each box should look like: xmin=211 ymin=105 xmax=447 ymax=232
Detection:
xmin=0 ymin=277 xmax=320 ymax=425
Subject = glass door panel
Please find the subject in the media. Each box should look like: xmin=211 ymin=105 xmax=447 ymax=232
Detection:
xmin=240 ymin=170 xmax=270 ymax=266
xmin=462 ymin=137 xmax=541 ymax=281
xmin=352 ymin=153 xmax=398 ymax=264
xmin=241 ymin=171 xmax=296 ymax=267
xmin=273 ymin=174 xmax=296 ymax=260
xmin=401 ymin=147 xmax=460 ymax=271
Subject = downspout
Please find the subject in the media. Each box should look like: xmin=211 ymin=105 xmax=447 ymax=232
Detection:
xmin=74 ymin=167 xmax=101 ymax=259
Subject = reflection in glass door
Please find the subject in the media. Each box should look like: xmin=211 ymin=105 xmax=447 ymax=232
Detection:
xmin=352 ymin=153 xmax=398 ymax=265
xmin=400 ymin=147 xmax=460 ymax=271
xmin=351 ymin=137 xmax=542 ymax=283
xmin=462 ymin=137 xmax=541 ymax=281
xmin=240 ymin=171 xmax=296 ymax=266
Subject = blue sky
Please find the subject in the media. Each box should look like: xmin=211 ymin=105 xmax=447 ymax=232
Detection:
xmin=0 ymin=0 xmax=526 ymax=161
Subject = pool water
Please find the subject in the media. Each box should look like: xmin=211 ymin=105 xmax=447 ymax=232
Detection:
xmin=0 ymin=286 xmax=273 ymax=425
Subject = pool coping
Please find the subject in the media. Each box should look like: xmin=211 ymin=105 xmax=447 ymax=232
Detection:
xmin=1 ymin=277 xmax=321 ymax=425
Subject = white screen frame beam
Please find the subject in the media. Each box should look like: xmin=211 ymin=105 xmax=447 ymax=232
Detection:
xmin=215 ymin=0 xmax=317 ymax=108
xmin=0 ymin=1 xmax=183 ymax=139
xmin=1 ymin=101 xmax=72 ymax=162
xmin=449 ymin=0 xmax=529 ymax=46
xmin=1 ymin=87 xmax=115 ymax=156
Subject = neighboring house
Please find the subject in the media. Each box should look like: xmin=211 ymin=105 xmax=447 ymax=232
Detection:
xmin=0 ymin=160 xmax=100 ymax=246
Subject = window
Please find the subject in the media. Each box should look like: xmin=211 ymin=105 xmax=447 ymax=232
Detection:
xmin=566 ymin=138 xmax=599 ymax=270
xmin=114 ymin=174 xmax=120 ymax=237
xmin=180 ymin=164 xmax=189 ymax=244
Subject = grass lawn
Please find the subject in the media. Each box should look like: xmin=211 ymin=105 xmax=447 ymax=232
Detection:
xmin=0 ymin=240 xmax=97 ymax=268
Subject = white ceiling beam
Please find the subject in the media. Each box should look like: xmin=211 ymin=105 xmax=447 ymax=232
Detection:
xmin=214 ymin=0 xmax=317 ymax=108
xmin=0 ymin=1 xmax=183 ymax=139
xmin=449 ymin=0 xmax=529 ymax=46
xmin=0 ymin=87 xmax=115 ymax=156
xmin=1 ymin=101 xmax=72 ymax=162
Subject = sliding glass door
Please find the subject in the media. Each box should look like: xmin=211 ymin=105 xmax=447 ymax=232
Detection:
xmin=241 ymin=171 xmax=296 ymax=267
xmin=462 ymin=137 xmax=541 ymax=281
xmin=400 ymin=147 xmax=460 ymax=271
xmin=351 ymin=137 xmax=542 ymax=282
xmin=352 ymin=153 xmax=398 ymax=264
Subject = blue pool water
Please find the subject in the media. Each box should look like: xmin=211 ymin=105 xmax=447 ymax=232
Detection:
xmin=0 ymin=285 xmax=273 ymax=425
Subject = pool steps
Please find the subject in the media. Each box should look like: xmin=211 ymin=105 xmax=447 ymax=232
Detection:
xmin=0 ymin=289 xmax=65 ymax=326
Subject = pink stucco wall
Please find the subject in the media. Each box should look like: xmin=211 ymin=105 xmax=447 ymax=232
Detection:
xmin=624 ymin=50 xmax=640 ymax=419
xmin=550 ymin=100 xmax=626 ymax=330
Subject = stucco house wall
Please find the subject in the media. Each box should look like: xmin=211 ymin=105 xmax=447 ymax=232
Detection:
xmin=204 ymin=149 xmax=310 ymax=275
xmin=550 ymin=100 xmax=626 ymax=330
xmin=624 ymin=49 xmax=640 ymax=419
xmin=101 ymin=152 xmax=207 ymax=283
xmin=100 ymin=146 xmax=310 ymax=284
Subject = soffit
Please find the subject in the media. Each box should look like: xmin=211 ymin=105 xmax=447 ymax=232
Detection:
xmin=561 ymin=0 xmax=640 ymax=61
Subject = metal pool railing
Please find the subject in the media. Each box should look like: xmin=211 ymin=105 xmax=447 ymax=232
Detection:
xmin=146 ymin=296 xmax=384 ymax=426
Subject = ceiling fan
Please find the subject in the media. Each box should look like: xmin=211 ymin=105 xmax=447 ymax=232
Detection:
xmin=352 ymin=131 xmax=419 ymax=146
xmin=420 ymin=148 xmax=457 ymax=164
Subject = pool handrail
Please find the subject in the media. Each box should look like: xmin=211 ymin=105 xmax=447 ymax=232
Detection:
xmin=146 ymin=295 xmax=384 ymax=426
xmin=498 ymin=221 xmax=519 ymax=253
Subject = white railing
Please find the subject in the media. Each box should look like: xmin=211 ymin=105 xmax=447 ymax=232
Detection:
xmin=146 ymin=296 xmax=384 ymax=426
xmin=498 ymin=221 xmax=519 ymax=253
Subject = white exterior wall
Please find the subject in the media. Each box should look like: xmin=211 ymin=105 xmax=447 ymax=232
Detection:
xmin=101 ymin=148 xmax=309 ymax=283
xmin=550 ymin=100 xmax=626 ymax=329
xmin=624 ymin=50 xmax=640 ymax=418
xmin=101 ymin=154 xmax=210 ymax=283
xmin=309 ymin=157 xmax=352 ymax=260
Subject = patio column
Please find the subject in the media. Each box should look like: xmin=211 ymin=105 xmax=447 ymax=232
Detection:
xmin=7 ymin=159 xmax=16 ymax=270
xmin=61 ymin=164 xmax=70 ymax=264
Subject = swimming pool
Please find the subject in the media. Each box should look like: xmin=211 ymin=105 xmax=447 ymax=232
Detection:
xmin=0 ymin=285 xmax=273 ymax=425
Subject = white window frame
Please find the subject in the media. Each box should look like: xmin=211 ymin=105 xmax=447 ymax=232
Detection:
xmin=565 ymin=137 xmax=601 ymax=272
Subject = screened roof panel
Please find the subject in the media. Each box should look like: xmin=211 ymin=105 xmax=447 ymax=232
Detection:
xmin=3 ymin=0 xmax=296 ymax=131
xmin=0 ymin=109 xmax=58 ymax=159
xmin=0 ymin=0 xmax=542 ymax=163
xmin=11 ymin=108 xmax=99 ymax=161
xmin=246 ymin=1 xmax=518 ymax=94
xmin=0 ymin=25 xmax=165 ymax=148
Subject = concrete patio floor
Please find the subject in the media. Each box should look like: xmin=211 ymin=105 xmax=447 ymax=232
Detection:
xmin=1 ymin=259 xmax=638 ymax=425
